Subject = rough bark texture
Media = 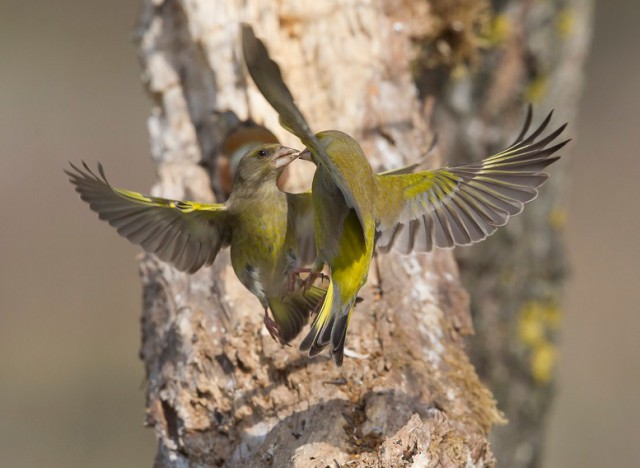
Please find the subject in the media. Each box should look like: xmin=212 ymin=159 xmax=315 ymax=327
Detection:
xmin=415 ymin=1 xmax=593 ymax=466
xmin=132 ymin=1 xmax=591 ymax=466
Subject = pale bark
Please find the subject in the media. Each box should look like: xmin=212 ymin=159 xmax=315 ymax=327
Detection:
xmin=132 ymin=1 xmax=591 ymax=466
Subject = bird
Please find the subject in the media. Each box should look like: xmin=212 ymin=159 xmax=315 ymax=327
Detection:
xmin=66 ymin=144 xmax=324 ymax=345
xmin=242 ymin=24 xmax=569 ymax=366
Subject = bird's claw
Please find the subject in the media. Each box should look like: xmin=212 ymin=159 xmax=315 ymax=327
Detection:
xmin=263 ymin=310 xmax=282 ymax=343
xmin=263 ymin=309 xmax=290 ymax=346
xmin=287 ymin=268 xmax=327 ymax=293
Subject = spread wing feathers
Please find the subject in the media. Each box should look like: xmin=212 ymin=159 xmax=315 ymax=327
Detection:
xmin=286 ymin=192 xmax=316 ymax=266
xmin=241 ymin=24 xmax=316 ymax=153
xmin=376 ymin=108 xmax=569 ymax=254
xmin=66 ymin=162 xmax=230 ymax=273
xmin=241 ymin=24 xmax=365 ymax=229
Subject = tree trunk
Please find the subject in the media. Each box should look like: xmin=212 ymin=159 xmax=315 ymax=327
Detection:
xmin=133 ymin=1 xmax=591 ymax=466
xmin=418 ymin=1 xmax=593 ymax=466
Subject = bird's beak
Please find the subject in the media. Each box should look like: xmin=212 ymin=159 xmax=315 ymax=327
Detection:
xmin=298 ymin=148 xmax=312 ymax=161
xmin=272 ymin=146 xmax=300 ymax=168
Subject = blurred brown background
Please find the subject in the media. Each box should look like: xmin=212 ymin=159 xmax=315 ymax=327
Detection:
xmin=0 ymin=1 xmax=638 ymax=467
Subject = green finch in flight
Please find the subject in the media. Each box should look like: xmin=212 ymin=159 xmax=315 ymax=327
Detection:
xmin=67 ymin=144 xmax=324 ymax=344
xmin=242 ymin=24 xmax=569 ymax=366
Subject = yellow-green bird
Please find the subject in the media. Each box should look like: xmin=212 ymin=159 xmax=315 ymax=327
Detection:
xmin=242 ymin=25 xmax=569 ymax=366
xmin=66 ymin=144 xmax=324 ymax=344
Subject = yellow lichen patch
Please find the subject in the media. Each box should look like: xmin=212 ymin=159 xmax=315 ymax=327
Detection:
xmin=518 ymin=305 xmax=545 ymax=346
xmin=556 ymin=8 xmax=576 ymax=39
xmin=548 ymin=207 xmax=567 ymax=231
xmin=531 ymin=341 xmax=558 ymax=384
xmin=517 ymin=301 xmax=562 ymax=384
xmin=487 ymin=14 xmax=511 ymax=46
xmin=525 ymin=74 xmax=548 ymax=103
xmin=541 ymin=303 xmax=562 ymax=330
xmin=451 ymin=63 xmax=469 ymax=80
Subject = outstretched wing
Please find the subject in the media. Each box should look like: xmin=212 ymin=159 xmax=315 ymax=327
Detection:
xmin=376 ymin=108 xmax=569 ymax=253
xmin=66 ymin=162 xmax=230 ymax=273
xmin=286 ymin=192 xmax=316 ymax=266
xmin=241 ymin=24 xmax=366 ymax=228
xmin=241 ymin=24 xmax=317 ymax=150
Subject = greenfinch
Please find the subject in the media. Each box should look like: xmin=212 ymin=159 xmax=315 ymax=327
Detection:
xmin=66 ymin=144 xmax=324 ymax=344
xmin=242 ymin=25 xmax=569 ymax=365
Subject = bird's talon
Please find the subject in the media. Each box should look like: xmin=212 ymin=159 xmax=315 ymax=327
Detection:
xmin=263 ymin=309 xmax=284 ymax=345
xmin=287 ymin=268 xmax=326 ymax=293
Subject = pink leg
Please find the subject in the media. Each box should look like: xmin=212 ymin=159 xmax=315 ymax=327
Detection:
xmin=262 ymin=308 xmax=291 ymax=347
xmin=263 ymin=307 xmax=282 ymax=344
xmin=287 ymin=268 xmax=328 ymax=293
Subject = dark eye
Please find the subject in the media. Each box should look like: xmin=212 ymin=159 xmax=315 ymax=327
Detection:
xmin=257 ymin=149 xmax=268 ymax=158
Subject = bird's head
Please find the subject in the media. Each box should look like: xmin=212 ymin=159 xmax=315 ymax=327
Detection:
xmin=299 ymin=130 xmax=368 ymax=169
xmin=234 ymin=144 xmax=299 ymax=186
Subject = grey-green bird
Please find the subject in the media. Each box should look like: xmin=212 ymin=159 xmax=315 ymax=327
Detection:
xmin=242 ymin=24 xmax=569 ymax=366
xmin=66 ymin=144 xmax=324 ymax=344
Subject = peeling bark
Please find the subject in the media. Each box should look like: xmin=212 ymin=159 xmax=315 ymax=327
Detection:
xmin=131 ymin=0 xmax=590 ymax=466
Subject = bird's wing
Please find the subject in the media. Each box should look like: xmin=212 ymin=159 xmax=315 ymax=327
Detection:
xmin=286 ymin=192 xmax=316 ymax=266
xmin=375 ymin=108 xmax=570 ymax=253
xmin=241 ymin=24 xmax=365 ymax=227
xmin=66 ymin=162 xmax=230 ymax=273
xmin=241 ymin=25 xmax=316 ymax=151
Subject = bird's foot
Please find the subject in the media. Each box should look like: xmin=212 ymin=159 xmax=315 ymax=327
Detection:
xmin=263 ymin=309 xmax=281 ymax=343
xmin=263 ymin=309 xmax=289 ymax=346
xmin=287 ymin=268 xmax=328 ymax=293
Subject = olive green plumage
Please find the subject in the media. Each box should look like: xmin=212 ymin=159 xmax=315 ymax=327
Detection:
xmin=242 ymin=25 xmax=569 ymax=366
xmin=66 ymin=144 xmax=324 ymax=344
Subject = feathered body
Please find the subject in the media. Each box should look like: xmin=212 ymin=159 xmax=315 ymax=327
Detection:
xmin=298 ymin=132 xmax=377 ymax=363
xmin=242 ymin=24 xmax=569 ymax=365
xmin=301 ymin=116 xmax=567 ymax=365
xmin=226 ymin=164 xmax=290 ymax=303
xmin=67 ymin=144 xmax=324 ymax=344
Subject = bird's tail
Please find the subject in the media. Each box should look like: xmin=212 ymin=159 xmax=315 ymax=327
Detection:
xmin=268 ymin=285 xmax=326 ymax=344
xmin=299 ymin=277 xmax=355 ymax=366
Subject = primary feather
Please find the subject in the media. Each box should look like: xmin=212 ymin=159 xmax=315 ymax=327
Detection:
xmin=375 ymin=107 xmax=569 ymax=253
xmin=66 ymin=161 xmax=229 ymax=273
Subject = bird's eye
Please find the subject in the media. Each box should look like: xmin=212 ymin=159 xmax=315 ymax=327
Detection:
xmin=257 ymin=149 xmax=268 ymax=158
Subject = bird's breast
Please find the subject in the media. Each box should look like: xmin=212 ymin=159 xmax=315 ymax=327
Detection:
xmin=229 ymin=207 xmax=290 ymax=296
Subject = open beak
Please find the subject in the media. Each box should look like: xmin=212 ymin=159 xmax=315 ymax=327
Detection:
xmin=272 ymin=146 xmax=300 ymax=169
xmin=298 ymin=148 xmax=312 ymax=161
